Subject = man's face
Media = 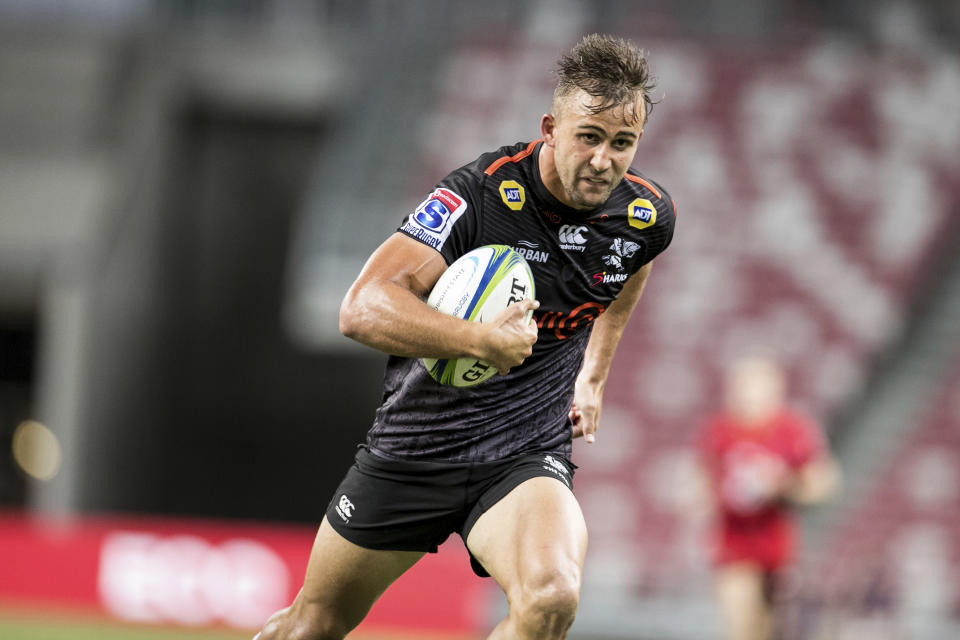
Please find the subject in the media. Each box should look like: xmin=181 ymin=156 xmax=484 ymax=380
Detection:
xmin=725 ymin=357 xmax=786 ymax=424
xmin=541 ymin=90 xmax=644 ymax=210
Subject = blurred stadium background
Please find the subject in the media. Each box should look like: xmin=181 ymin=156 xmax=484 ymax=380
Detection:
xmin=1 ymin=0 xmax=959 ymax=638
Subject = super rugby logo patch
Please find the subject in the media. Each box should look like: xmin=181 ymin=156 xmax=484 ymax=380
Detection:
xmin=402 ymin=188 xmax=469 ymax=250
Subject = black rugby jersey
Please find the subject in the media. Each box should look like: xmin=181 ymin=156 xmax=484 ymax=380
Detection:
xmin=367 ymin=140 xmax=676 ymax=463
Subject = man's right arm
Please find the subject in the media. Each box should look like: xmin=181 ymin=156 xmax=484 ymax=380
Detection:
xmin=339 ymin=232 xmax=539 ymax=374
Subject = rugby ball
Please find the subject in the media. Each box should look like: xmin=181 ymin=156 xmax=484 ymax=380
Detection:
xmin=422 ymin=245 xmax=536 ymax=387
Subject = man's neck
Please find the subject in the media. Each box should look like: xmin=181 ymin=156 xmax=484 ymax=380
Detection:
xmin=537 ymin=143 xmax=569 ymax=206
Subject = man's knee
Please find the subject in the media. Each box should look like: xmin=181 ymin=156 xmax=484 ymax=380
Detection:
xmin=511 ymin=568 xmax=582 ymax=634
xmin=257 ymin=605 xmax=350 ymax=640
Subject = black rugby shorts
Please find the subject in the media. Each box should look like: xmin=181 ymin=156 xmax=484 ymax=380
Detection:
xmin=324 ymin=446 xmax=576 ymax=577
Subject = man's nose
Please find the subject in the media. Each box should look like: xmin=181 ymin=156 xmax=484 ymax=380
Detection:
xmin=590 ymin=145 xmax=611 ymax=173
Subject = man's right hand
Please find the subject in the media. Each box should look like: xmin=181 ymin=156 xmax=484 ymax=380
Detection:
xmin=480 ymin=299 xmax=540 ymax=375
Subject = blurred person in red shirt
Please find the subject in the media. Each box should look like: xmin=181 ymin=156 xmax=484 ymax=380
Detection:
xmin=697 ymin=355 xmax=839 ymax=640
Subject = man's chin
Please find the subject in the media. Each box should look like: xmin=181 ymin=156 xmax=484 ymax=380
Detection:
xmin=569 ymin=190 xmax=611 ymax=210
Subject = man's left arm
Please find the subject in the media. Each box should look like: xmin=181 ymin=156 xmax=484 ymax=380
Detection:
xmin=782 ymin=456 xmax=841 ymax=505
xmin=570 ymin=261 xmax=653 ymax=444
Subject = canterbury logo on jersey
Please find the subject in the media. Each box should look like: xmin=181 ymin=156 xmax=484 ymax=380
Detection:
xmin=558 ymin=225 xmax=588 ymax=251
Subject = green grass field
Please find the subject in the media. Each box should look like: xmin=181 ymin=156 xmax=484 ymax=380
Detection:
xmin=0 ymin=610 xmax=477 ymax=640
xmin=0 ymin=612 xmax=249 ymax=640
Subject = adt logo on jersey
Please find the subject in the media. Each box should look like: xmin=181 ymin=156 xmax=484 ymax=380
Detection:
xmin=627 ymin=198 xmax=657 ymax=230
xmin=414 ymin=188 xmax=464 ymax=232
xmin=558 ymin=225 xmax=588 ymax=251
xmin=499 ymin=180 xmax=525 ymax=211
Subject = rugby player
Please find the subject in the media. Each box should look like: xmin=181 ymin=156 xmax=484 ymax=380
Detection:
xmin=256 ymin=33 xmax=677 ymax=640
xmin=697 ymin=356 xmax=839 ymax=640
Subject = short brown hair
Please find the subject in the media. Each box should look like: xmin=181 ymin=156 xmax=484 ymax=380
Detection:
xmin=554 ymin=34 xmax=656 ymax=126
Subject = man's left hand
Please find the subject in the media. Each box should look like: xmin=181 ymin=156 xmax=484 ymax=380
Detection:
xmin=569 ymin=380 xmax=603 ymax=444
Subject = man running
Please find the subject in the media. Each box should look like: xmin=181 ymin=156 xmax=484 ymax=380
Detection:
xmin=257 ymin=33 xmax=676 ymax=640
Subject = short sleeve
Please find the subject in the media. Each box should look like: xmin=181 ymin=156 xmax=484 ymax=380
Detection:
xmin=785 ymin=413 xmax=827 ymax=468
xmin=398 ymin=166 xmax=482 ymax=265
xmin=651 ymin=179 xmax=677 ymax=257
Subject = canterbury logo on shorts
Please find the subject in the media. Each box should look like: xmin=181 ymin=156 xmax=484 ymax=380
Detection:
xmin=335 ymin=494 xmax=355 ymax=522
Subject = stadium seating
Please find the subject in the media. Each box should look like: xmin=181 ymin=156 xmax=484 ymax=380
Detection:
xmin=416 ymin=32 xmax=960 ymax=634
xmin=807 ymin=356 xmax=960 ymax=634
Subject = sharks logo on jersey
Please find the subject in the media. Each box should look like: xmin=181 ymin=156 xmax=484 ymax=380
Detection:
xmin=602 ymin=238 xmax=640 ymax=272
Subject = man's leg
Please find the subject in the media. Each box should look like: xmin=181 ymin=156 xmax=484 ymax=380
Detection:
xmin=256 ymin=517 xmax=424 ymax=640
xmin=466 ymin=477 xmax=588 ymax=640
xmin=715 ymin=563 xmax=772 ymax=640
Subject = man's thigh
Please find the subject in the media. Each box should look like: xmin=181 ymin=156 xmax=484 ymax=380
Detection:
xmin=715 ymin=563 xmax=770 ymax=640
xmin=291 ymin=517 xmax=425 ymax=631
xmin=464 ymin=476 xmax=588 ymax=596
xmin=326 ymin=448 xmax=469 ymax=553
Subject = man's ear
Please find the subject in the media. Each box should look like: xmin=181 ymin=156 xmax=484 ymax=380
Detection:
xmin=540 ymin=113 xmax=557 ymax=146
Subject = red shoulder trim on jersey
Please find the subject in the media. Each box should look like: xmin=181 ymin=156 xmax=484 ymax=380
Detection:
xmin=483 ymin=140 xmax=541 ymax=176
xmin=624 ymin=172 xmax=662 ymax=199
